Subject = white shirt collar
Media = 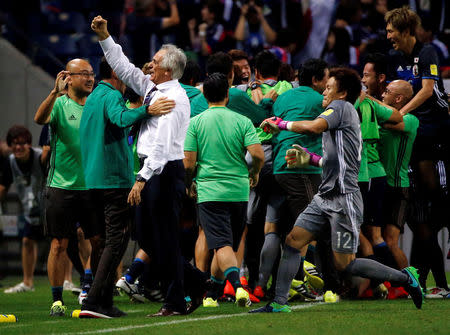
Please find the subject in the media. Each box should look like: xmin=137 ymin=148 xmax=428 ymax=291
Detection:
xmin=155 ymin=79 xmax=179 ymax=91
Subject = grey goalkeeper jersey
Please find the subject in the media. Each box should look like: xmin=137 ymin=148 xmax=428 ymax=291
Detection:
xmin=318 ymin=100 xmax=362 ymax=195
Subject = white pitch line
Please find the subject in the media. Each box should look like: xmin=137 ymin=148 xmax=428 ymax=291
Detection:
xmin=60 ymin=302 xmax=325 ymax=335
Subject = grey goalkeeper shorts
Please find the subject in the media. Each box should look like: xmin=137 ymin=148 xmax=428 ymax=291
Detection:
xmin=294 ymin=191 xmax=363 ymax=254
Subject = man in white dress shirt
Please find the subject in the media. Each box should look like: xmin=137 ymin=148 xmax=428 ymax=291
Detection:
xmin=91 ymin=16 xmax=209 ymax=317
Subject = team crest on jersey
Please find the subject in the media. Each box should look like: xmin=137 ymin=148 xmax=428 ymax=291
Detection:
xmin=430 ymin=64 xmax=438 ymax=76
xmin=322 ymin=109 xmax=334 ymax=116
xmin=406 ymin=66 xmax=411 ymax=71
xmin=413 ymin=64 xmax=419 ymax=77
xmin=414 ymin=57 xmax=419 ymax=63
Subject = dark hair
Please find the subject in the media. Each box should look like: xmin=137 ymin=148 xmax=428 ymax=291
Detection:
xmin=329 ymin=67 xmax=361 ymax=104
xmin=203 ymin=72 xmax=229 ymax=103
xmin=6 ymin=125 xmax=32 ymax=146
xmin=278 ymin=63 xmax=295 ymax=82
xmin=420 ymin=16 xmax=436 ymax=34
xmin=124 ymin=87 xmax=141 ymax=104
xmin=385 ymin=6 xmax=421 ymax=36
xmin=364 ymin=53 xmax=388 ymax=76
xmin=204 ymin=0 xmax=224 ymax=21
xmin=179 ymin=60 xmax=202 ymax=86
xmin=298 ymin=58 xmax=328 ymax=87
xmin=99 ymin=57 xmax=113 ymax=80
xmin=206 ymin=52 xmax=233 ymax=77
xmin=228 ymin=49 xmax=249 ymax=62
xmin=254 ymin=50 xmax=280 ymax=78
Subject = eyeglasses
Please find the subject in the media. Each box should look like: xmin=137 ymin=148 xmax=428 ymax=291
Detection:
xmin=11 ymin=141 xmax=28 ymax=147
xmin=70 ymin=72 xmax=96 ymax=78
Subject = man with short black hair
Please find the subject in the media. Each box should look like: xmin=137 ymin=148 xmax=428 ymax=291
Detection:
xmin=362 ymin=53 xmax=389 ymax=100
xmin=240 ymin=50 xmax=292 ymax=104
xmin=252 ymin=67 xmax=424 ymax=312
xmin=228 ymin=49 xmax=252 ymax=84
xmin=190 ymin=52 xmax=275 ymax=123
xmin=1 ymin=126 xmax=46 ymax=294
xmin=184 ymin=72 xmax=264 ymax=308
xmin=253 ymin=59 xmax=328 ymax=299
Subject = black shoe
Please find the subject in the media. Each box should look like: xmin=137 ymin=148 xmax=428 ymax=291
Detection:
xmin=80 ymin=302 xmax=111 ymax=319
xmin=80 ymin=302 xmax=127 ymax=318
xmin=103 ymin=305 xmax=127 ymax=317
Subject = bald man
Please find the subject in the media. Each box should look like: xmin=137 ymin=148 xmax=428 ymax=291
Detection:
xmin=378 ymin=80 xmax=418 ymax=269
xmin=35 ymin=59 xmax=104 ymax=316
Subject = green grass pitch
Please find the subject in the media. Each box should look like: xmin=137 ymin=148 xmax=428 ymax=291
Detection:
xmin=1 ymin=275 xmax=449 ymax=335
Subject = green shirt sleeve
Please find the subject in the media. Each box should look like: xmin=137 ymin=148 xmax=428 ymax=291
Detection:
xmin=228 ymin=88 xmax=271 ymax=125
xmin=49 ymin=96 xmax=62 ymax=128
xmin=184 ymin=119 xmax=198 ymax=152
xmin=402 ymin=114 xmax=419 ymax=135
xmin=373 ymin=101 xmax=393 ymax=123
xmin=243 ymin=118 xmax=261 ymax=147
xmin=105 ymin=91 xmax=148 ymax=128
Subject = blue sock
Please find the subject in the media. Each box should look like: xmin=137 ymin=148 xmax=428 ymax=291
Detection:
xmin=224 ymin=267 xmax=241 ymax=291
xmin=82 ymin=269 xmax=93 ymax=293
xmin=125 ymin=258 xmax=145 ymax=283
xmin=52 ymin=286 xmax=63 ymax=303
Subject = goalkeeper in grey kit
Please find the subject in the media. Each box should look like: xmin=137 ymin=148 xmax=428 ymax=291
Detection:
xmin=250 ymin=67 xmax=423 ymax=313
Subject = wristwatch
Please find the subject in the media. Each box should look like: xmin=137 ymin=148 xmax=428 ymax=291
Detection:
xmin=250 ymin=83 xmax=260 ymax=90
xmin=136 ymin=174 xmax=147 ymax=182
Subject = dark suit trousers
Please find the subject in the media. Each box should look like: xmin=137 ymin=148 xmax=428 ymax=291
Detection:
xmin=135 ymin=160 xmax=192 ymax=313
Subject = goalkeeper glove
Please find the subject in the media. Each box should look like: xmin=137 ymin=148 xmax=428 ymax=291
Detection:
xmin=285 ymin=144 xmax=322 ymax=168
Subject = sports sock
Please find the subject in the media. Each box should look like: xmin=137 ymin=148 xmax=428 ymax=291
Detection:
xmin=305 ymin=244 xmax=316 ymax=264
xmin=82 ymin=269 xmax=93 ymax=292
xmin=207 ymin=276 xmax=225 ymax=300
xmin=274 ymin=245 xmax=301 ymax=306
xmin=257 ymin=233 xmax=281 ymax=288
xmin=52 ymin=286 xmax=63 ymax=303
xmin=428 ymin=236 xmax=450 ymax=290
xmin=344 ymin=258 xmax=409 ymax=285
xmin=363 ymin=255 xmax=383 ymax=288
xmin=373 ymin=242 xmax=398 ymax=269
xmin=125 ymin=258 xmax=146 ymax=283
xmin=224 ymin=267 xmax=241 ymax=291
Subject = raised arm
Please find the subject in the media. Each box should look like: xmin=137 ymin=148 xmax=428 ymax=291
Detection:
xmin=161 ymin=0 xmax=180 ymax=29
xmin=92 ymin=16 xmax=151 ymax=96
xmin=35 ymin=71 xmax=69 ymax=125
xmin=399 ymin=78 xmax=434 ymax=116
xmin=365 ymin=94 xmax=402 ymax=123
xmin=234 ymin=5 xmax=248 ymax=41
xmin=260 ymin=116 xmax=328 ymax=135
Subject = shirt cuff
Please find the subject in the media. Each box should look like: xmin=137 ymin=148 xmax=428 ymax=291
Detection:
xmin=137 ymin=165 xmax=154 ymax=182
xmin=99 ymin=36 xmax=115 ymax=52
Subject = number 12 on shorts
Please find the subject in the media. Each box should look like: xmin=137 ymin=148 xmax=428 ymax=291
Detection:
xmin=336 ymin=231 xmax=352 ymax=249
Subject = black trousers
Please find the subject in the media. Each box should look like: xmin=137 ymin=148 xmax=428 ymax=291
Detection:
xmin=86 ymin=188 xmax=131 ymax=307
xmin=274 ymin=173 xmax=321 ymax=229
xmin=135 ymin=160 xmax=205 ymax=313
